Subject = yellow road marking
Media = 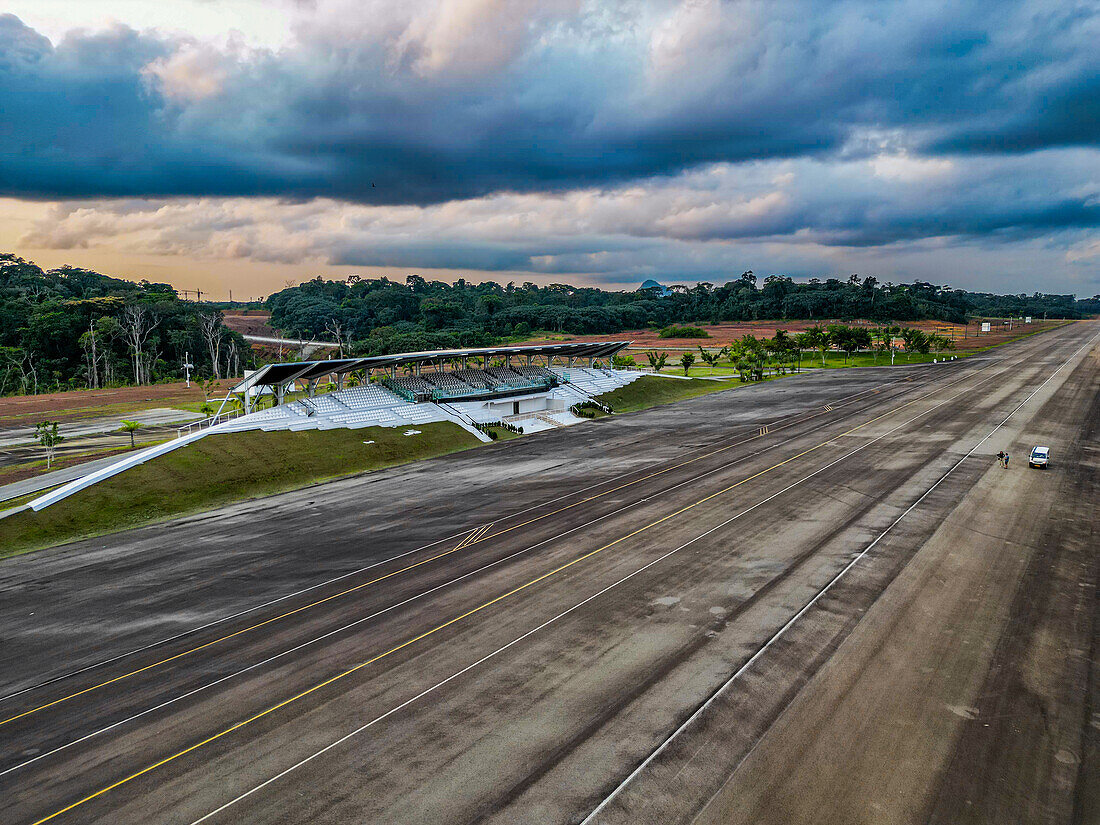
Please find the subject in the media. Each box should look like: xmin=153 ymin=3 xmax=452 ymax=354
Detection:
xmin=3 ymin=383 xmax=888 ymax=728
xmin=28 ymin=393 xmax=935 ymax=825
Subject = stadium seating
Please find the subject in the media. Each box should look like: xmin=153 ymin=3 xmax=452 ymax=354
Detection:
xmin=214 ymin=368 xmax=641 ymax=437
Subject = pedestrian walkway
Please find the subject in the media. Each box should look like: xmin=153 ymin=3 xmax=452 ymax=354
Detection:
xmin=0 ymin=453 xmax=132 ymax=504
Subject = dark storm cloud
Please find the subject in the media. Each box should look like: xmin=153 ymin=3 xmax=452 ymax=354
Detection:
xmin=0 ymin=1 xmax=1097 ymax=208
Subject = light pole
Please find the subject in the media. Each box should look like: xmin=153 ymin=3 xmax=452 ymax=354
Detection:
xmin=182 ymin=352 xmax=194 ymax=387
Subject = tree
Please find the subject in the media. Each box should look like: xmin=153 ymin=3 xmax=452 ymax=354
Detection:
xmin=794 ymin=332 xmax=812 ymax=372
xmin=324 ymin=316 xmax=351 ymax=357
xmin=197 ymin=377 xmax=219 ymax=416
xmin=611 ymin=353 xmax=636 ymax=369
xmin=830 ymin=325 xmax=870 ymax=363
xmin=928 ymin=333 xmax=955 ymax=356
xmin=697 ymin=346 xmax=721 ymax=373
xmin=197 ymin=312 xmax=225 ymax=379
xmin=738 ymin=335 xmax=767 ymax=380
xmin=34 ymin=421 xmax=62 ymax=469
xmin=804 ymin=325 xmax=831 ymax=367
xmin=883 ymin=325 xmax=902 ymax=365
xmin=79 ymin=321 xmax=100 ymax=389
xmin=766 ymin=330 xmax=797 ymax=374
xmin=119 ymin=420 xmax=141 ymax=449
xmin=679 ymin=352 xmax=695 ymax=375
xmin=122 ymin=305 xmax=158 ymax=385
xmin=899 ymin=327 xmax=928 ymax=361
xmin=870 ymin=327 xmax=889 ymax=364
xmin=1 ymin=346 xmax=38 ymax=395
xmin=645 ymin=350 xmax=668 ymax=372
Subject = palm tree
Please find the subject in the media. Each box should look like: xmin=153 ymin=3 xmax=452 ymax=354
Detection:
xmin=679 ymin=352 xmax=696 ymax=375
xmin=805 ymin=325 xmax=831 ymax=367
xmin=119 ymin=420 xmax=141 ymax=449
xmin=794 ymin=332 xmax=812 ymax=372
xmin=645 ymin=350 xmax=668 ymax=372
xmin=697 ymin=346 xmax=720 ymax=374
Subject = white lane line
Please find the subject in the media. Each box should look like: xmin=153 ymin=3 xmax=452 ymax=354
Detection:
xmin=186 ymin=346 xmax=1038 ymax=824
xmin=582 ymin=328 xmax=1100 ymax=825
xmin=0 ymin=365 xmax=941 ymax=705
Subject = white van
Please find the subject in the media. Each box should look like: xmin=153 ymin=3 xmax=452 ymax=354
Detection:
xmin=1029 ymin=446 xmax=1050 ymax=468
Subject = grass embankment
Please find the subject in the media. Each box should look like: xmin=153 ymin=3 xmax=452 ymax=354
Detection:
xmin=0 ymin=422 xmax=479 ymax=558
xmin=484 ymin=425 xmax=522 ymax=441
xmin=596 ymin=375 xmax=738 ymax=413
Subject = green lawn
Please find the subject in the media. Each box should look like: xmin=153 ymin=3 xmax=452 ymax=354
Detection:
xmin=647 ymin=351 xmax=960 ymax=377
xmin=791 ymin=351 xmax=957 ymax=370
xmin=595 ymin=375 xmax=742 ymax=413
xmin=0 ymin=422 xmax=480 ymax=558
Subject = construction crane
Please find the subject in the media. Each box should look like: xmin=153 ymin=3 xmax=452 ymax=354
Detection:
xmin=177 ymin=288 xmax=204 ymax=301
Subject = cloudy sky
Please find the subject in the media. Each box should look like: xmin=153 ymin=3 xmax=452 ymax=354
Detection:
xmin=1 ymin=0 xmax=1097 ymax=299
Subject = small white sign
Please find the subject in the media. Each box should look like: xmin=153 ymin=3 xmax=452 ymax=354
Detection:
xmin=981 ymin=322 xmax=991 ymax=333
xmin=1025 ymin=316 xmax=1032 ymax=323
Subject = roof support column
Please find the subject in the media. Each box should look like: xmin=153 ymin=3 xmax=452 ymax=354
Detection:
xmin=307 ymin=378 xmax=318 ymax=397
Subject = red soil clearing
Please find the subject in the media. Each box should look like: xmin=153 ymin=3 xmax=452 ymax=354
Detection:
xmin=519 ymin=319 xmax=1065 ymax=353
xmin=0 ymin=380 xmax=237 ymax=428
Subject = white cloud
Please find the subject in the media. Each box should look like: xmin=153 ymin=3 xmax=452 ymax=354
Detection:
xmin=143 ymin=42 xmax=237 ymax=101
xmin=869 ymin=153 xmax=954 ymax=182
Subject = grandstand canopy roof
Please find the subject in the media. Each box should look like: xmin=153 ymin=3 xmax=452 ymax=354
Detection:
xmin=229 ymin=341 xmax=632 ymax=394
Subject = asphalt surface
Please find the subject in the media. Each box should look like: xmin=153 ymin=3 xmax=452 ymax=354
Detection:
xmin=0 ymin=321 xmax=1096 ymax=825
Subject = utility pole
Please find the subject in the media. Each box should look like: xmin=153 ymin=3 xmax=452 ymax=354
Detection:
xmin=182 ymin=352 xmax=194 ymax=387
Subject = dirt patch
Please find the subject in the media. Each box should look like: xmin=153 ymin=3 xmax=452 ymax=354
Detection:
xmin=0 ymin=381 xmax=235 ymax=428
xmin=222 ymin=311 xmax=276 ymax=337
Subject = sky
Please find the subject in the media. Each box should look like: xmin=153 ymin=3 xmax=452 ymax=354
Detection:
xmin=0 ymin=0 xmax=1097 ymax=299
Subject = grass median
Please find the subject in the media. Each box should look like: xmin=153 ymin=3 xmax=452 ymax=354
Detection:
xmin=0 ymin=422 xmax=480 ymax=558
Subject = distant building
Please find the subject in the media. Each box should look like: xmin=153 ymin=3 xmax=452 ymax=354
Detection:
xmin=639 ymin=279 xmax=670 ymax=296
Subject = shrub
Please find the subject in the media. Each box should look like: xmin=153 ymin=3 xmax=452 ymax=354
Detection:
xmin=659 ymin=325 xmax=710 ymax=339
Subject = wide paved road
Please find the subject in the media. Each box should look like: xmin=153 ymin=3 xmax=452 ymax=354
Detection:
xmin=1 ymin=321 xmax=1096 ymax=825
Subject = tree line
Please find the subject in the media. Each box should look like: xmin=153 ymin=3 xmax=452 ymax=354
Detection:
xmin=631 ymin=324 xmax=956 ymax=379
xmin=0 ymin=254 xmax=251 ymax=396
xmin=3 ymin=251 xmax=1095 ymax=396
xmin=267 ymin=271 xmax=1098 ymax=357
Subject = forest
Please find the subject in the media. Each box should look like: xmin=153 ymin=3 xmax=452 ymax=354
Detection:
xmin=0 ymin=254 xmax=250 ymax=396
xmin=267 ymin=271 xmax=1099 ymax=357
xmin=3 ymin=252 xmax=1097 ymax=396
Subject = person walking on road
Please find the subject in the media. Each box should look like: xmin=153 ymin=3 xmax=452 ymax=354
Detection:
xmin=1004 ymin=451 xmax=1010 ymax=469
xmin=997 ymin=451 xmax=1005 ymax=468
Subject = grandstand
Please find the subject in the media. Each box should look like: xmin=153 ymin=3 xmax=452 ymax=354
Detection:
xmin=214 ymin=341 xmax=641 ymax=438
xmin=28 ymin=342 xmax=641 ymax=512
